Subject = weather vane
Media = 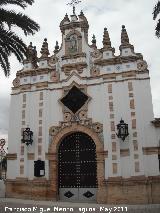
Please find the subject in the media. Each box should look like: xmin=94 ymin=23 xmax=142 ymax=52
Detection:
xmin=67 ymin=0 xmax=81 ymax=14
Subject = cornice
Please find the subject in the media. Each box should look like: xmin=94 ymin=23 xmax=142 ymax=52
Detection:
xmin=16 ymin=68 xmax=52 ymax=78
xmin=61 ymin=52 xmax=86 ymax=60
xmin=11 ymin=70 xmax=149 ymax=93
xmin=11 ymin=76 xmax=150 ymax=96
xmin=94 ymin=55 xmax=142 ymax=66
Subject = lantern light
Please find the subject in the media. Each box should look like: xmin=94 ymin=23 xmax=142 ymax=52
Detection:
xmin=116 ymin=119 xmax=129 ymax=141
xmin=21 ymin=128 xmax=33 ymax=146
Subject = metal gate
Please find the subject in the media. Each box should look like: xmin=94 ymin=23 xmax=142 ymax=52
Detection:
xmin=58 ymin=132 xmax=98 ymax=202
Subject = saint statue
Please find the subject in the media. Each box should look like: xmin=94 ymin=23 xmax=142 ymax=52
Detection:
xmin=69 ymin=35 xmax=78 ymax=53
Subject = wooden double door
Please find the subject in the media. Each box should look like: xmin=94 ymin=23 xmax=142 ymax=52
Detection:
xmin=58 ymin=132 xmax=98 ymax=202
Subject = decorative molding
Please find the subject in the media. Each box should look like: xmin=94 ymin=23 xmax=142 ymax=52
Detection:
xmin=78 ymin=110 xmax=87 ymax=120
xmin=63 ymin=112 xmax=72 ymax=122
xmin=137 ymin=60 xmax=148 ymax=71
xmin=90 ymin=66 xmax=100 ymax=77
xmin=94 ymin=55 xmax=143 ymax=66
xmin=6 ymin=153 xmax=17 ymax=160
xmin=61 ymin=52 xmax=86 ymax=60
xmin=59 ymin=81 xmax=91 ymax=117
xmin=17 ymin=68 xmax=50 ymax=77
xmin=12 ymin=77 xmax=20 ymax=88
xmin=90 ymin=49 xmax=102 ymax=59
xmin=92 ymin=122 xmax=103 ymax=133
xmin=48 ymin=55 xmax=58 ymax=67
xmin=12 ymin=69 xmax=149 ymax=91
xmin=49 ymin=119 xmax=104 ymax=144
xmin=61 ymin=62 xmax=87 ymax=76
xmin=11 ymin=75 xmax=150 ymax=95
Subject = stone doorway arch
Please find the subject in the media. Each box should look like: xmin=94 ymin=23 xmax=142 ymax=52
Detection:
xmin=48 ymin=123 xmax=107 ymax=203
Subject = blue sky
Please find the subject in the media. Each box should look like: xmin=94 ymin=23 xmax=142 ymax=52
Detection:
xmin=0 ymin=0 xmax=160 ymax=140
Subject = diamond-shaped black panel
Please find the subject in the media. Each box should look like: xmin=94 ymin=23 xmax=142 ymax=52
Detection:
xmin=64 ymin=191 xmax=74 ymax=198
xmin=61 ymin=86 xmax=88 ymax=114
xmin=83 ymin=191 xmax=94 ymax=198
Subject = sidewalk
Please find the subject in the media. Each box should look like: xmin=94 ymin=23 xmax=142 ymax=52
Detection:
xmin=0 ymin=198 xmax=160 ymax=213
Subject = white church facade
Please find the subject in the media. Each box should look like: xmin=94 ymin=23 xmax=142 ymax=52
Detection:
xmin=6 ymin=10 xmax=160 ymax=204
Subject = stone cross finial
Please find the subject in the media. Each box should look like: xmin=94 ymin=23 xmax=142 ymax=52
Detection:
xmin=67 ymin=0 xmax=81 ymax=14
xmin=119 ymin=25 xmax=134 ymax=52
xmin=25 ymin=42 xmax=38 ymax=68
xmin=103 ymin=27 xmax=111 ymax=49
xmin=121 ymin=25 xmax=129 ymax=44
xmin=32 ymin=46 xmax=38 ymax=68
xmin=92 ymin=34 xmax=97 ymax=48
xmin=26 ymin=42 xmax=33 ymax=61
xmin=40 ymin=38 xmax=50 ymax=58
xmin=92 ymin=34 xmax=96 ymax=44
xmin=54 ymin=41 xmax=59 ymax=54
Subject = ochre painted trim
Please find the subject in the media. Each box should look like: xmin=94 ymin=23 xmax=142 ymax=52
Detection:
xmin=6 ymin=153 xmax=17 ymax=160
xmin=143 ymin=147 xmax=159 ymax=155
xmin=27 ymin=153 xmax=35 ymax=160
xmin=120 ymin=149 xmax=130 ymax=157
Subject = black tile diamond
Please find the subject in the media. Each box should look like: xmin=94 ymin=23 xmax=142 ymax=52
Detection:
xmin=64 ymin=191 xmax=74 ymax=198
xmin=83 ymin=191 xmax=94 ymax=198
xmin=61 ymin=86 xmax=88 ymax=114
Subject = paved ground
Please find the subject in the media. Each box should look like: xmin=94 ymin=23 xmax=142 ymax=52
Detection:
xmin=0 ymin=198 xmax=160 ymax=213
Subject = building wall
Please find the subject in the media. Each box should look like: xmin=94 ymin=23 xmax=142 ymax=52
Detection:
xmin=6 ymin=12 xmax=160 ymax=203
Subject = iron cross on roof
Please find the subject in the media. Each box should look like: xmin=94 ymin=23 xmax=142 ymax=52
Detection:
xmin=67 ymin=0 xmax=81 ymax=14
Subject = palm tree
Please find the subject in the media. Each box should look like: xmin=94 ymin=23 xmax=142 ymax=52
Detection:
xmin=153 ymin=1 xmax=160 ymax=38
xmin=0 ymin=0 xmax=40 ymax=76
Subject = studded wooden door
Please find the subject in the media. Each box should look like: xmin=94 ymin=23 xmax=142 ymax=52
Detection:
xmin=58 ymin=132 xmax=98 ymax=202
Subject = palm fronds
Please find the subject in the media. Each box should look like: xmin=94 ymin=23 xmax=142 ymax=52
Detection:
xmin=0 ymin=0 xmax=40 ymax=76
xmin=153 ymin=1 xmax=160 ymax=38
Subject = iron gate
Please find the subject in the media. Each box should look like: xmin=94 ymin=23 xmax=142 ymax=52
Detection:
xmin=58 ymin=132 xmax=98 ymax=202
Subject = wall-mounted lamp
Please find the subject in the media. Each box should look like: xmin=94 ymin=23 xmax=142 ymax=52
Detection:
xmin=21 ymin=128 xmax=33 ymax=146
xmin=116 ymin=119 xmax=129 ymax=141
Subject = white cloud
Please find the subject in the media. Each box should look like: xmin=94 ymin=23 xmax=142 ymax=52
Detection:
xmin=0 ymin=0 xmax=160 ymax=137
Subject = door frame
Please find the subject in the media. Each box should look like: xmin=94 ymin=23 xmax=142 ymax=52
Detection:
xmin=48 ymin=123 xmax=107 ymax=203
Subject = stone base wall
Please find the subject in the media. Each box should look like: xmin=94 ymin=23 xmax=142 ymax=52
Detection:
xmin=6 ymin=176 xmax=160 ymax=204
xmin=105 ymin=176 xmax=160 ymax=204
xmin=5 ymin=178 xmax=54 ymax=201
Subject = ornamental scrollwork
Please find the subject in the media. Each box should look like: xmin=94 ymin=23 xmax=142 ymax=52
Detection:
xmin=49 ymin=126 xmax=60 ymax=136
xmin=137 ymin=60 xmax=148 ymax=71
xmin=49 ymin=119 xmax=103 ymax=144
xmin=90 ymin=66 xmax=100 ymax=77
xmin=92 ymin=122 xmax=103 ymax=133
xmin=13 ymin=77 xmax=20 ymax=87
xmin=90 ymin=49 xmax=102 ymax=59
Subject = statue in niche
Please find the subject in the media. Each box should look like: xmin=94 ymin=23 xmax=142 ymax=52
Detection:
xmin=69 ymin=35 xmax=78 ymax=53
